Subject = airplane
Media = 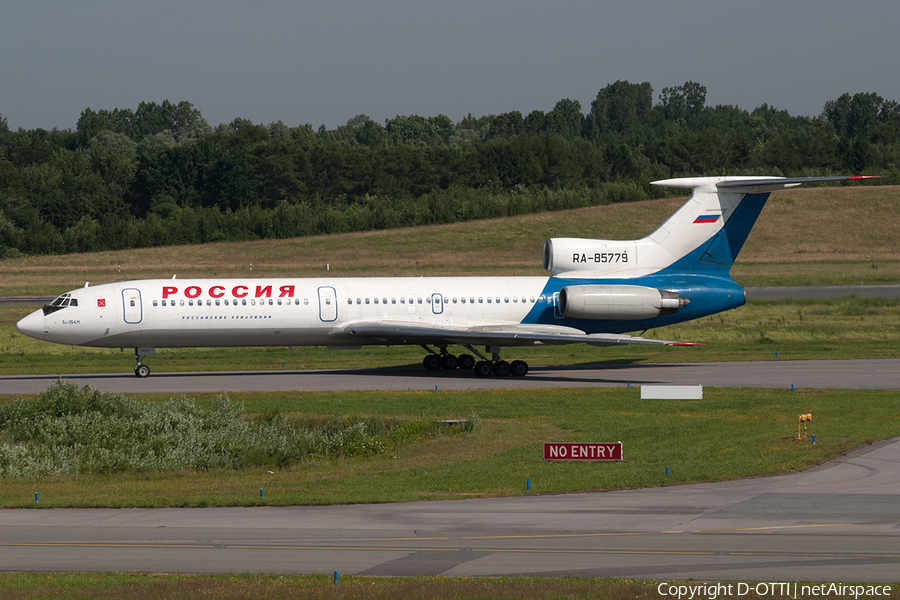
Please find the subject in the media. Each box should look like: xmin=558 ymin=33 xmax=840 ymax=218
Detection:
xmin=15 ymin=175 xmax=875 ymax=378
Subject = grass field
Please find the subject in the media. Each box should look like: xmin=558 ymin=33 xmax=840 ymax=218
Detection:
xmin=4 ymin=573 xmax=893 ymax=600
xmin=2 ymin=385 xmax=897 ymax=508
xmin=0 ymin=185 xmax=897 ymax=295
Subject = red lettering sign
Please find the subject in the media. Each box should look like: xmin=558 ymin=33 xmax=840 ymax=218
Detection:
xmin=158 ymin=282 xmax=297 ymax=299
xmin=543 ymin=442 xmax=622 ymax=461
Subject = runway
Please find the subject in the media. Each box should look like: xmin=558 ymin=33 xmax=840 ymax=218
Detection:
xmin=1 ymin=437 xmax=898 ymax=581
xmin=3 ymin=359 xmax=900 ymax=395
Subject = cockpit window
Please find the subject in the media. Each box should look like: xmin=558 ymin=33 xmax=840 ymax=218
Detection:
xmin=43 ymin=293 xmax=76 ymax=315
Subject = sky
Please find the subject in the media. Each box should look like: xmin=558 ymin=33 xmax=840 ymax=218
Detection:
xmin=2 ymin=0 xmax=899 ymax=132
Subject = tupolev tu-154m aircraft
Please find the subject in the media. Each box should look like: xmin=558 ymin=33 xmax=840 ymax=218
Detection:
xmin=16 ymin=175 xmax=875 ymax=378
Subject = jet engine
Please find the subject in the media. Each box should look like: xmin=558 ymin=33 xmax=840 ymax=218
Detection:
xmin=543 ymin=238 xmax=637 ymax=276
xmin=558 ymin=285 xmax=689 ymax=320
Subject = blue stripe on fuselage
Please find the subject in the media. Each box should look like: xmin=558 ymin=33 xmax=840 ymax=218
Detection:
xmin=521 ymin=273 xmax=744 ymax=334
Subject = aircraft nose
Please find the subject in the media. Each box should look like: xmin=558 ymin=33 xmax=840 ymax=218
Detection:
xmin=15 ymin=309 xmax=45 ymax=340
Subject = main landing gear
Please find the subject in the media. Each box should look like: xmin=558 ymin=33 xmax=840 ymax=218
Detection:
xmin=421 ymin=345 xmax=528 ymax=377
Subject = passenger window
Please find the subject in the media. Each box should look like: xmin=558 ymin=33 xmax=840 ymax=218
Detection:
xmin=400 ymin=298 xmax=405 ymax=304
xmin=478 ymin=298 xmax=483 ymax=303
xmin=461 ymin=298 xmax=466 ymax=304
xmin=251 ymin=299 xmax=256 ymax=306
xmin=382 ymin=298 xmax=387 ymax=304
xmin=504 ymin=298 xmax=509 ymax=303
xmin=347 ymin=298 xmax=352 ymax=305
xmin=325 ymin=299 xmax=330 ymax=305
xmin=242 ymin=299 xmax=247 ymax=306
xmin=161 ymin=300 xmax=166 ymax=306
xmin=417 ymin=298 xmax=422 ymax=304
xmin=276 ymin=299 xmax=282 ymax=305
xmin=392 ymin=298 xmax=396 ymax=304
xmin=365 ymin=298 xmax=370 ymax=304
xmin=356 ymin=298 xmax=361 ymax=305
xmin=470 ymin=297 xmax=474 ymax=304
xmin=538 ymin=296 xmax=545 ymax=303
xmin=487 ymin=298 xmax=492 ymax=303
xmin=180 ymin=300 xmax=184 ymax=306
xmin=215 ymin=299 xmax=220 ymax=306
xmin=153 ymin=300 xmax=158 ymax=306
xmin=496 ymin=297 xmax=500 ymax=303
xmin=304 ymin=299 xmax=309 ymax=305
xmin=224 ymin=299 xmax=229 ymax=306
xmin=512 ymin=297 xmax=517 ymax=303
xmin=268 ymin=299 xmax=273 ymax=305
xmin=373 ymin=298 xmax=378 ymax=304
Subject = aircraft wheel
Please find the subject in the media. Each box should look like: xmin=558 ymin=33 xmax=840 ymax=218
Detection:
xmin=492 ymin=360 xmax=511 ymax=377
xmin=440 ymin=354 xmax=458 ymax=370
xmin=474 ymin=361 xmax=493 ymax=377
xmin=457 ymin=354 xmax=476 ymax=370
xmin=134 ymin=364 xmax=151 ymax=378
xmin=510 ymin=360 xmax=528 ymax=377
xmin=423 ymin=355 xmax=441 ymax=370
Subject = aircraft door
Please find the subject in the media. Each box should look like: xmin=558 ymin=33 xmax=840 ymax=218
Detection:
xmin=431 ymin=293 xmax=444 ymax=315
xmin=122 ymin=288 xmax=142 ymax=324
xmin=317 ymin=287 xmax=338 ymax=322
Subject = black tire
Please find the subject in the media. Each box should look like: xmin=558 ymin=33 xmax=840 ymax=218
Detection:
xmin=474 ymin=361 xmax=493 ymax=377
xmin=493 ymin=360 xmax=511 ymax=377
xmin=457 ymin=354 xmax=476 ymax=370
xmin=423 ymin=355 xmax=441 ymax=370
xmin=440 ymin=354 xmax=458 ymax=370
xmin=134 ymin=364 xmax=150 ymax=378
xmin=510 ymin=360 xmax=528 ymax=377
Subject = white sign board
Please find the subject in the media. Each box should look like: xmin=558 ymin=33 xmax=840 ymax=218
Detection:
xmin=640 ymin=385 xmax=703 ymax=400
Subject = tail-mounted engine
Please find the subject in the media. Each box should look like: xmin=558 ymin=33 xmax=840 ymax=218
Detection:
xmin=543 ymin=238 xmax=639 ymax=277
xmin=558 ymin=285 xmax=690 ymax=320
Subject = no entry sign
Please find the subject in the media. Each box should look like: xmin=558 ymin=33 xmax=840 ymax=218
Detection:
xmin=544 ymin=442 xmax=622 ymax=461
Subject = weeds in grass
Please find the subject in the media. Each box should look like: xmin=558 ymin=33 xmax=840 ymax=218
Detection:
xmin=0 ymin=381 xmax=474 ymax=478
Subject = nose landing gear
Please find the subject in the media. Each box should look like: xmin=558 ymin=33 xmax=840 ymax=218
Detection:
xmin=133 ymin=347 xmax=155 ymax=378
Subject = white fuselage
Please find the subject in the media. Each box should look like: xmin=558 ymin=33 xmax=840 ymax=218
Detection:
xmin=20 ymin=277 xmax=556 ymax=349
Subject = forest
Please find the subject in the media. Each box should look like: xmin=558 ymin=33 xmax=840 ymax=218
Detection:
xmin=1 ymin=81 xmax=898 ymax=257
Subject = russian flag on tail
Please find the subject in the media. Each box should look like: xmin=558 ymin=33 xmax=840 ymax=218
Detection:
xmin=693 ymin=213 xmax=720 ymax=224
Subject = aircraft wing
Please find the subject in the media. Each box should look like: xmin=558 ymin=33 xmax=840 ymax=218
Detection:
xmin=338 ymin=321 xmax=697 ymax=347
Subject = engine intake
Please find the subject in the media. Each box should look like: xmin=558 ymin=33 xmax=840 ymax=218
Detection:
xmin=558 ymin=285 xmax=689 ymax=320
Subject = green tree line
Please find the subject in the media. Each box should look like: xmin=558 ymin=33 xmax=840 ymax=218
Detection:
xmin=1 ymin=84 xmax=898 ymax=257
